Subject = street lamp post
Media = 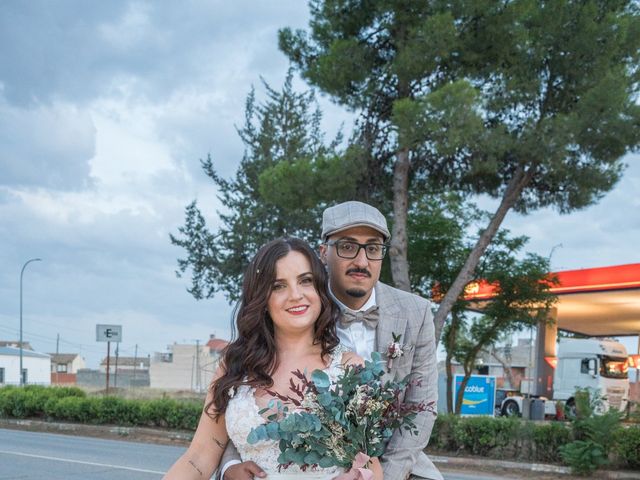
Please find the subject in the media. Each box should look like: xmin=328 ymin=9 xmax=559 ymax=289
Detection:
xmin=20 ymin=258 xmax=42 ymax=386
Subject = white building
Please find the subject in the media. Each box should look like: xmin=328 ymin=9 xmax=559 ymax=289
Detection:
xmin=0 ymin=346 xmax=51 ymax=385
xmin=150 ymin=336 xmax=227 ymax=392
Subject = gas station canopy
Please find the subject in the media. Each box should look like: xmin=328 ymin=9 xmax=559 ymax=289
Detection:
xmin=463 ymin=263 xmax=640 ymax=337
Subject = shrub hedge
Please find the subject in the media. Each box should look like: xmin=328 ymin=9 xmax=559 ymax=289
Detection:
xmin=429 ymin=413 xmax=638 ymax=470
xmin=0 ymin=385 xmax=201 ymax=430
xmin=430 ymin=414 xmax=570 ymax=464
xmin=2 ymin=386 xmax=638 ymax=471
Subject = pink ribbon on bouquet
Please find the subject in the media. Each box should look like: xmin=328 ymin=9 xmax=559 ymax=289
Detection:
xmin=334 ymin=452 xmax=374 ymax=480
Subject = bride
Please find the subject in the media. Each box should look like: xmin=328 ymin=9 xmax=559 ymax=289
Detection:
xmin=164 ymin=238 xmax=383 ymax=480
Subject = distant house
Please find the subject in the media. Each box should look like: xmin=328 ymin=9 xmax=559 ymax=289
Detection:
xmin=0 ymin=345 xmax=50 ymax=385
xmin=49 ymin=353 xmax=86 ymax=385
xmin=0 ymin=341 xmax=34 ymax=351
xmin=150 ymin=335 xmax=228 ymax=392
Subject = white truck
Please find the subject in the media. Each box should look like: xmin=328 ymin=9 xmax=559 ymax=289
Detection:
xmin=499 ymin=337 xmax=629 ymax=418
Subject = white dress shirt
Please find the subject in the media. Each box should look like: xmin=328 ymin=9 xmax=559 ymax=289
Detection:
xmin=331 ymin=286 xmax=377 ymax=361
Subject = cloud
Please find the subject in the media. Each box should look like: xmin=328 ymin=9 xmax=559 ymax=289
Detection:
xmin=501 ymin=153 xmax=640 ymax=271
xmin=0 ymin=1 xmax=308 ymax=107
xmin=0 ymin=97 xmax=96 ymax=189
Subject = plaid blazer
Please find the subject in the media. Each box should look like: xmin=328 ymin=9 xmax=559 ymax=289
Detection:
xmin=374 ymin=282 xmax=442 ymax=480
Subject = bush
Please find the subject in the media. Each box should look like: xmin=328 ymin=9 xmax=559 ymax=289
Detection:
xmin=453 ymin=416 xmax=519 ymax=456
xmin=559 ymin=440 xmax=607 ymax=475
xmin=45 ymin=397 xmax=100 ymax=424
xmin=430 ymin=414 xmax=460 ymax=452
xmin=532 ymin=422 xmax=571 ymax=463
xmin=0 ymin=385 xmax=86 ymax=419
xmin=0 ymin=386 xmax=200 ymax=429
xmin=98 ymin=396 xmax=146 ymax=425
xmin=614 ymin=426 xmax=640 ymax=469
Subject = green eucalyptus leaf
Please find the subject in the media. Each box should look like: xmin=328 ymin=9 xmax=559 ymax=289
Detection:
xmin=247 ymin=426 xmax=264 ymax=444
xmin=319 ymin=456 xmax=337 ymax=468
xmin=311 ymin=369 xmax=331 ymax=390
xmin=266 ymin=421 xmax=281 ymax=440
xmin=304 ymin=451 xmax=321 ymax=464
xmin=317 ymin=392 xmax=333 ymax=407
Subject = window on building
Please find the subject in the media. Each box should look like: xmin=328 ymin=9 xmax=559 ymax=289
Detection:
xmin=56 ymin=364 xmax=68 ymax=373
xmin=0 ymin=367 xmax=4 ymax=384
xmin=21 ymin=369 xmax=28 ymax=384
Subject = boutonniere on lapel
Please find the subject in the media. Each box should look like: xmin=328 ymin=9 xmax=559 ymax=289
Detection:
xmin=386 ymin=332 xmax=406 ymax=372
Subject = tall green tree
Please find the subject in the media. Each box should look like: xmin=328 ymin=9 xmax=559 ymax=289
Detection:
xmin=445 ymin=239 xmax=557 ymax=414
xmin=170 ymin=73 xmax=351 ymax=301
xmin=279 ymin=0 xmax=640 ymax=340
xmin=406 ymin=195 xmax=556 ymax=413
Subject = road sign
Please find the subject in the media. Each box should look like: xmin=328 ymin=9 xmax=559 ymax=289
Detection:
xmin=453 ymin=374 xmax=497 ymax=416
xmin=96 ymin=324 xmax=123 ymax=343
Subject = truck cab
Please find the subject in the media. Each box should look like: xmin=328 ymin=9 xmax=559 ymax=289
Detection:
xmin=498 ymin=337 xmax=629 ymax=418
xmin=553 ymin=338 xmax=629 ymax=413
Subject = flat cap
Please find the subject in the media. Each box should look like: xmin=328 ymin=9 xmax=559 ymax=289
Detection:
xmin=321 ymin=201 xmax=390 ymax=241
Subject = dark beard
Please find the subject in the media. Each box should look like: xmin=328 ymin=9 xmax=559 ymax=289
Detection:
xmin=346 ymin=288 xmax=367 ymax=298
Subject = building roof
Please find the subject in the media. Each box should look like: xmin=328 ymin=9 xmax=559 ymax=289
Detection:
xmin=48 ymin=353 xmax=81 ymax=364
xmin=0 ymin=341 xmax=34 ymax=350
xmin=206 ymin=337 xmax=228 ymax=352
xmin=0 ymin=346 xmax=50 ymax=359
xmin=100 ymin=356 xmax=150 ymax=367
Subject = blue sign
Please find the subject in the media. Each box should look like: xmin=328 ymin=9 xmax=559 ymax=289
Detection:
xmin=453 ymin=374 xmax=496 ymax=416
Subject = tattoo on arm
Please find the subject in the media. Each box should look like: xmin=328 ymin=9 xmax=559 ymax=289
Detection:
xmin=212 ymin=436 xmax=227 ymax=450
xmin=188 ymin=459 xmax=203 ymax=477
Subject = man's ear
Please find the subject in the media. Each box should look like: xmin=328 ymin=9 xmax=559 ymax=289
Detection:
xmin=319 ymin=243 xmax=327 ymax=264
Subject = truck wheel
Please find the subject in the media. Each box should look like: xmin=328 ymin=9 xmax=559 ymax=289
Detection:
xmin=502 ymin=399 xmax=520 ymax=417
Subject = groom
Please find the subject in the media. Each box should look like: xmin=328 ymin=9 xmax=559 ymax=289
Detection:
xmin=221 ymin=201 xmax=442 ymax=480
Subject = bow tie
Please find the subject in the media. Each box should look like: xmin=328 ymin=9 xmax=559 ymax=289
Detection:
xmin=339 ymin=306 xmax=379 ymax=329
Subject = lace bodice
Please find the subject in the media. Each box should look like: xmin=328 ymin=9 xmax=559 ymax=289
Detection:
xmin=225 ymin=345 xmax=350 ymax=477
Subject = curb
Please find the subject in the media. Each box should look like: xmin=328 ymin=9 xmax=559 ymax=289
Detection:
xmin=430 ymin=455 xmax=640 ymax=479
xmin=0 ymin=417 xmax=193 ymax=446
xmin=2 ymin=418 xmax=639 ymax=479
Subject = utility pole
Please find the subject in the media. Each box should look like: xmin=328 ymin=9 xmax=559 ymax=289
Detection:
xmin=114 ymin=344 xmax=119 ymax=389
xmin=195 ymin=340 xmax=201 ymax=392
xmin=132 ymin=344 xmax=138 ymax=387
xmin=55 ymin=333 xmax=60 ymax=385
xmin=190 ymin=354 xmax=195 ymax=391
xmin=105 ymin=341 xmax=111 ymax=395
xmin=19 ymin=258 xmax=42 ymax=386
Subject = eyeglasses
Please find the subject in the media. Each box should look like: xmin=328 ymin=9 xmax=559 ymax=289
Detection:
xmin=326 ymin=240 xmax=388 ymax=261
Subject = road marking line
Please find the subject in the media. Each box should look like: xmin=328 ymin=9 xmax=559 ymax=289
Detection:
xmin=0 ymin=449 xmax=165 ymax=475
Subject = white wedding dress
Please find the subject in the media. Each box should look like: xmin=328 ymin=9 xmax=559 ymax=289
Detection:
xmin=225 ymin=345 xmax=349 ymax=479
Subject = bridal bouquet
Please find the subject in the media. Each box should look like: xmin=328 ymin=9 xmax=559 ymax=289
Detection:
xmin=247 ymin=351 xmax=429 ymax=473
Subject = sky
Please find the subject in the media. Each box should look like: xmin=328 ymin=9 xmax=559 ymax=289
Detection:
xmin=0 ymin=1 xmax=638 ymax=369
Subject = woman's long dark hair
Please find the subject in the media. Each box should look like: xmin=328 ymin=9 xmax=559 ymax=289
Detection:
xmin=207 ymin=237 xmax=339 ymax=417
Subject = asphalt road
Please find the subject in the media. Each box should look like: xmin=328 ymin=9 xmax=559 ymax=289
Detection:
xmin=0 ymin=428 xmax=524 ymax=480
xmin=0 ymin=428 xmax=179 ymax=479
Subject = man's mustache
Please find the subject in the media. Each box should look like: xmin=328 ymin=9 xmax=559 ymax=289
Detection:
xmin=346 ymin=268 xmax=371 ymax=277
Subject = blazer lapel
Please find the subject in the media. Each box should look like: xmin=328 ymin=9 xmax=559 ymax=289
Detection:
xmin=374 ymin=282 xmax=407 ymax=357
